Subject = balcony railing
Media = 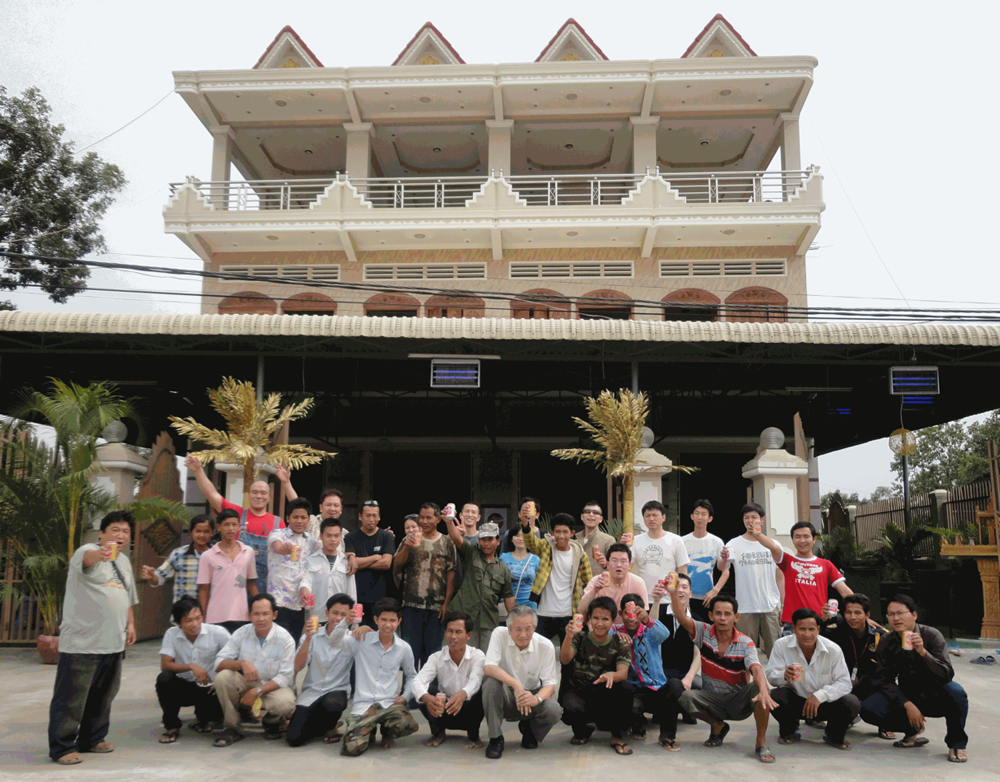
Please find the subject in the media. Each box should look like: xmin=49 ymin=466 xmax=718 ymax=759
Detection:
xmin=168 ymin=168 xmax=814 ymax=212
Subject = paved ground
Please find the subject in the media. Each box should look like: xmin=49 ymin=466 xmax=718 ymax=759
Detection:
xmin=1 ymin=639 xmax=998 ymax=782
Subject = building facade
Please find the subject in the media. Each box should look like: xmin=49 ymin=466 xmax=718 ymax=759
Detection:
xmin=164 ymin=16 xmax=823 ymax=324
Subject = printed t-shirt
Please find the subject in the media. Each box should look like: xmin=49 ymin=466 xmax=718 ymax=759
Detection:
xmin=776 ymin=552 xmax=845 ymax=623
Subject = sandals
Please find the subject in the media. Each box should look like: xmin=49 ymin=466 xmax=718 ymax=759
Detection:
xmin=611 ymin=741 xmax=633 ymax=755
xmin=631 ymin=726 xmax=647 ymax=740
xmin=948 ymin=748 xmax=968 ymax=763
xmin=970 ymin=655 xmax=996 ymax=665
xmin=213 ymin=731 xmax=244 ymax=748
xmin=570 ymin=736 xmax=590 ymax=745
xmin=83 ymin=742 xmax=114 ymax=753
xmin=159 ymin=729 xmax=180 ymax=744
xmin=324 ymin=730 xmax=343 ymax=744
xmin=189 ymin=722 xmax=213 ymax=734
xmin=755 ymin=744 xmax=776 ymax=763
xmin=776 ymin=732 xmax=801 ymax=745
xmin=54 ymin=753 xmax=82 ymax=765
xmin=878 ymin=728 xmax=896 ymax=740
xmin=804 ymin=718 xmax=827 ymax=728
xmin=703 ymin=721 xmax=730 ymax=748
xmin=822 ymin=736 xmax=851 ymax=750
xmin=658 ymin=737 xmax=680 ymax=752
xmin=893 ymin=735 xmax=929 ymax=748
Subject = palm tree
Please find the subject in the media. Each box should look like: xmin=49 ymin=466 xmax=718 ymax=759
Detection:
xmin=0 ymin=379 xmax=139 ymax=633
xmin=169 ymin=377 xmax=331 ymax=503
xmin=551 ymin=389 xmax=697 ymax=538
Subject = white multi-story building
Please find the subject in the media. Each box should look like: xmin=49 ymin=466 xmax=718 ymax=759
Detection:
xmin=165 ymin=15 xmax=823 ymax=323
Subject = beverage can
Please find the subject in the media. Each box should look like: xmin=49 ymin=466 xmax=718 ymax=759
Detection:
xmin=720 ymin=546 xmax=731 ymax=561
xmin=753 ymin=520 xmax=762 ymax=533
xmin=304 ymin=593 xmax=315 ymax=609
xmin=624 ymin=601 xmax=638 ymax=621
xmin=790 ymin=663 xmax=803 ymax=682
xmin=592 ymin=545 xmax=601 ymax=558
xmin=436 ymin=692 xmax=447 ymax=704
xmin=411 ymin=530 xmax=422 ymax=545
xmin=665 ymin=572 xmax=679 ymax=591
xmin=901 ymin=632 xmax=914 ymax=650
xmin=599 ymin=572 xmax=610 ymax=588
xmin=352 ymin=604 xmax=364 ymax=622
xmin=526 ymin=501 xmax=536 ymax=517
xmin=443 ymin=503 xmax=456 ymax=519
xmin=827 ymin=599 xmax=839 ymax=614
xmin=572 ymin=613 xmax=584 ymax=631
xmin=290 ymin=545 xmax=300 ymax=562
xmin=307 ymin=616 xmax=320 ymax=634
xmin=108 ymin=541 xmax=118 ymax=560
xmin=621 ymin=532 xmax=633 ymax=546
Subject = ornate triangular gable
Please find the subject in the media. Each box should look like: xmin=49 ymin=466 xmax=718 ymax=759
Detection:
xmin=536 ymin=18 xmax=608 ymax=62
xmin=392 ymin=22 xmax=465 ymax=66
xmin=681 ymin=14 xmax=756 ymax=58
xmin=254 ymin=25 xmax=323 ymax=69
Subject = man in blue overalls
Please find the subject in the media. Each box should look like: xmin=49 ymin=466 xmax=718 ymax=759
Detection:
xmin=186 ymin=455 xmax=292 ymax=592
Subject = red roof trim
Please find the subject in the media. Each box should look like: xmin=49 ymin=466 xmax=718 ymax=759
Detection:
xmin=535 ymin=18 xmax=608 ymax=62
xmin=391 ymin=22 xmax=465 ymax=66
xmin=681 ymin=14 xmax=757 ymax=59
xmin=253 ymin=25 xmax=324 ymax=69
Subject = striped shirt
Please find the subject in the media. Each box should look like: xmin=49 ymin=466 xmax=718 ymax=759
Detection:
xmin=151 ymin=545 xmax=203 ymax=603
xmin=213 ymin=623 xmax=296 ymax=690
xmin=691 ymin=620 xmax=760 ymax=695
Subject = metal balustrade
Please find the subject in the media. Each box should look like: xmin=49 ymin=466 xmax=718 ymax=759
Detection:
xmin=168 ymin=168 xmax=812 ymax=211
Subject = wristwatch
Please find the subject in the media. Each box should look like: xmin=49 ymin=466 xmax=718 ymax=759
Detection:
xmin=256 ymin=687 xmax=263 ymax=698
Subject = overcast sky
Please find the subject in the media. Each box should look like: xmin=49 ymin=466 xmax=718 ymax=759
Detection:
xmin=4 ymin=0 xmax=997 ymax=498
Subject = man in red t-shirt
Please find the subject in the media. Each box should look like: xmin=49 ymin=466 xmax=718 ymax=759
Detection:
xmin=187 ymin=455 xmax=293 ymax=591
xmin=752 ymin=521 xmax=851 ymax=625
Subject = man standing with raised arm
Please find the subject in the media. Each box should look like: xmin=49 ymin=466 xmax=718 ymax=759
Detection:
xmin=446 ymin=520 xmax=515 ymax=652
xmin=575 ymin=501 xmax=615 ymax=577
xmin=343 ymin=500 xmax=395 ymax=629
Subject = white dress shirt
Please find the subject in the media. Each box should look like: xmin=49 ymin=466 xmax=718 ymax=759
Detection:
xmin=412 ymin=645 xmax=486 ymax=702
xmin=299 ymin=551 xmax=357 ymax=620
xmin=328 ymin=619 xmax=417 ymax=715
xmin=765 ymin=634 xmax=852 ymax=703
xmin=484 ymin=626 xmax=559 ymax=690
xmin=214 ymin=623 xmax=296 ymax=690
xmin=159 ymin=623 xmax=231 ymax=682
xmin=296 ymin=624 xmax=354 ymax=707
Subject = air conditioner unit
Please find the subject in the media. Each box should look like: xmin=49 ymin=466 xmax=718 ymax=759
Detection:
xmin=889 ymin=366 xmax=940 ymax=395
xmin=431 ymin=359 xmax=480 ymax=389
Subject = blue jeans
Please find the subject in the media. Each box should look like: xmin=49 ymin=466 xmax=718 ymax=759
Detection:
xmin=401 ymin=606 xmax=444 ymax=670
xmin=239 ymin=530 xmax=269 ymax=593
xmin=860 ymin=681 xmax=968 ymax=749
xmin=48 ymin=652 xmax=122 ymax=760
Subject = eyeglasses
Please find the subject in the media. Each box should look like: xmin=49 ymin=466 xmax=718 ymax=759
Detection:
xmin=885 ymin=611 xmax=911 ymax=619
xmin=582 ymin=510 xmax=603 ymax=516
xmin=363 ymin=500 xmax=379 ymax=507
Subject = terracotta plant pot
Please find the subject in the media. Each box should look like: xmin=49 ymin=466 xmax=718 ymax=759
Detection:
xmin=37 ymin=635 xmax=60 ymax=665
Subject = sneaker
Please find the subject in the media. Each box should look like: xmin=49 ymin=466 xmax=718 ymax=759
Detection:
xmin=486 ymin=736 xmax=505 ymax=759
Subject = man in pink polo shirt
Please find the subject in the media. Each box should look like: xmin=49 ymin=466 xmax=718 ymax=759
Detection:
xmin=197 ymin=510 xmax=259 ymax=633
xmin=187 ymin=455 xmax=293 ymax=592
xmin=576 ymin=544 xmax=648 ymax=623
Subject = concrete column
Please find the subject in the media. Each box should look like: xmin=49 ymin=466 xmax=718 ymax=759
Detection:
xmin=629 ymin=117 xmax=660 ymax=174
xmin=741 ymin=427 xmax=808 ymax=551
xmin=344 ymin=122 xmax=374 ymax=180
xmin=632 ymin=428 xmax=672 ymax=535
xmin=485 ymin=119 xmax=513 ymax=176
xmin=929 ymin=489 xmax=949 ymax=528
xmin=210 ymin=126 xmax=235 ymax=182
xmin=779 ymin=113 xmax=801 ymax=174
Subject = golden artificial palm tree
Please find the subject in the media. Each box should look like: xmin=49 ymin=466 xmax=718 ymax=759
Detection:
xmin=551 ymin=388 xmax=697 ymax=539
xmin=169 ymin=377 xmax=331 ymax=504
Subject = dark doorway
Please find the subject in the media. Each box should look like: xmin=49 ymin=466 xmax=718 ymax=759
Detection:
xmin=519 ymin=452 xmax=607 ymax=528
xmin=676 ymin=452 xmax=755 ymax=543
xmin=372 ymin=452 xmax=473 ymax=538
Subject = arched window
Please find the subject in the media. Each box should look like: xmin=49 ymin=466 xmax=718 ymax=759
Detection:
xmin=511 ymin=289 xmax=572 ymax=319
xmin=425 ymin=294 xmax=485 ymax=319
xmin=364 ymin=293 xmax=421 ymax=317
xmin=724 ymin=287 xmax=789 ymax=323
xmin=662 ymin=289 xmax=721 ymax=322
xmin=218 ymin=290 xmax=278 ymax=315
xmin=578 ymin=289 xmax=632 ymax=321
xmin=281 ymin=292 xmax=337 ymax=316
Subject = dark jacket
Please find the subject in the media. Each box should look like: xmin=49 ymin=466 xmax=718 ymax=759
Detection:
xmin=822 ymin=618 xmax=882 ymax=683
xmin=873 ymin=623 xmax=953 ymax=706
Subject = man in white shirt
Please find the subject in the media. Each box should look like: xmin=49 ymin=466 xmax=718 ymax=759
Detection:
xmin=482 ymin=605 xmax=563 ymax=759
xmin=631 ymin=500 xmax=689 ymax=613
xmin=414 ymin=611 xmax=487 ymax=748
xmin=330 ymin=597 xmax=419 ymax=756
xmin=719 ymin=502 xmax=784 ymax=657
xmin=681 ymin=499 xmax=729 ymax=620
xmin=765 ymin=608 xmax=860 ymax=750
xmin=156 ymin=596 xmax=230 ymax=743
xmin=212 ymin=593 xmax=297 ymax=746
xmin=300 ymin=518 xmax=356 ymax=621
xmin=287 ymin=593 xmax=356 ymax=746
xmin=267 ymin=498 xmax=321 ymax=644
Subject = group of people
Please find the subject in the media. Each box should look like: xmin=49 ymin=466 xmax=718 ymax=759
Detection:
xmin=46 ymin=475 xmax=970 ymax=766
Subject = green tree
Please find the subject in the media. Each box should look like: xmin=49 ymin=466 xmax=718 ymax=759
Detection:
xmin=0 ymin=86 xmax=126 ymax=309
xmin=889 ymin=411 xmax=1000 ymax=494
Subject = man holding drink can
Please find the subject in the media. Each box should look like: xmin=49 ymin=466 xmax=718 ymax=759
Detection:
xmin=575 ymin=501 xmax=616 ymax=577
xmin=268 ymin=498 xmax=320 ymax=644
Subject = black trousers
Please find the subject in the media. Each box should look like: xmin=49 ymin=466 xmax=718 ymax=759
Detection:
xmin=559 ymin=683 xmax=631 ymax=739
xmin=217 ymin=620 xmax=247 ymax=634
xmin=537 ymin=615 xmax=572 ymax=647
xmin=419 ymin=691 xmax=485 ymax=740
xmin=276 ymin=607 xmax=305 ymax=645
xmin=155 ymin=671 xmax=223 ymax=730
xmin=630 ymin=685 xmax=679 ymax=739
xmin=47 ymin=651 xmax=122 ymax=760
xmin=286 ymin=690 xmax=349 ymax=746
xmin=770 ymin=686 xmax=860 ymax=744
xmin=860 ymin=681 xmax=968 ymax=749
